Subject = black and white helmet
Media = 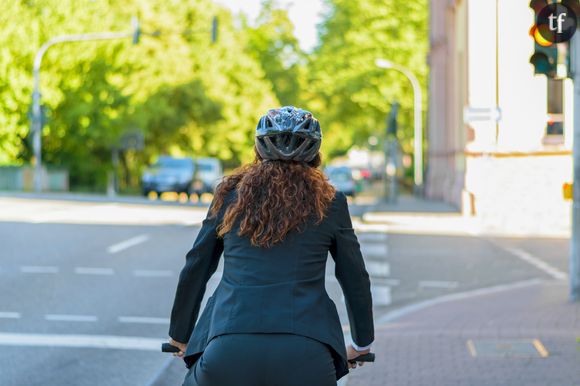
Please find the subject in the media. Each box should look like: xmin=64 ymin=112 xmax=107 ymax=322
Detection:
xmin=255 ymin=106 xmax=322 ymax=162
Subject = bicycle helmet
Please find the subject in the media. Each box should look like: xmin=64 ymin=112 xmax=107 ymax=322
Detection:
xmin=255 ymin=106 xmax=322 ymax=162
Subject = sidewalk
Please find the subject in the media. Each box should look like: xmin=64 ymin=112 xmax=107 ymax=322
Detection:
xmin=347 ymin=280 xmax=580 ymax=386
xmin=364 ymin=194 xmax=460 ymax=214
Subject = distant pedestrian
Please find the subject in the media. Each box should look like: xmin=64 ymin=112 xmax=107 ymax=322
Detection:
xmin=167 ymin=106 xmax=374 ymax=386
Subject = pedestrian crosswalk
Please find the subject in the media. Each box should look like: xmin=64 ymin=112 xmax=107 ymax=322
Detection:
xmin=357 ymin=230 xmax=392 ymax=307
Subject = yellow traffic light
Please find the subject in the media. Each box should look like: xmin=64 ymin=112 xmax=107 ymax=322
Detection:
xmin=530 ymin=25 xmax=552 ymax=47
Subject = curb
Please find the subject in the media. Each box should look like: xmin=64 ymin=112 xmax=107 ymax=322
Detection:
xmin=376 ymin=278 xmax=545 ymax=325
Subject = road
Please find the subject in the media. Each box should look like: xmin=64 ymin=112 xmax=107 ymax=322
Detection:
xmin=0 ymin=194 xmax=570 ymax=386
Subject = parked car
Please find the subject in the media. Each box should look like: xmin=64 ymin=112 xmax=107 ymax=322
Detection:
xmin=190 ymin=157 xmax=223 ymax=197
xmin=325 ymin=166 xmax=356 ymax=197
xmin=141 ymin=156 xmax=196 ymax=197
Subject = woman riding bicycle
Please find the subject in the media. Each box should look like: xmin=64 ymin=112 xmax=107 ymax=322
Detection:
xmin=167 ymin=106 xmax=374 ymax=386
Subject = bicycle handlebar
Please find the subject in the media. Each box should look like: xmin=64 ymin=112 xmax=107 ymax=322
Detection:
xmin=347 ymin=352 xmax=375 ymax=363
xmin=161 ymin=343 xmax=181 ymax=353
xmin=162 ymin=343 xmax=375 ymax=363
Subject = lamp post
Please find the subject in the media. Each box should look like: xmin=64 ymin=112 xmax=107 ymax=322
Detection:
xmin=375 ymin=58 xmax=423 ymax=195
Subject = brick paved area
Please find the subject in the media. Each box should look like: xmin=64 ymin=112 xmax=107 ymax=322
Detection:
xmin=347 ymin=281 xmax=580 ymax=386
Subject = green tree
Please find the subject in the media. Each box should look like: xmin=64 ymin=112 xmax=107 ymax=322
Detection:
xmin=245 ymin=0 xmax=305 ymax=106
xmin=0 ymin=0 xmax=278 ymax=190
xmin=308 ymin=0 xmax=428 ymax=162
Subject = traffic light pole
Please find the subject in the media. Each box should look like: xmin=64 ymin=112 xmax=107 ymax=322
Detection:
xmin=31 ymin=20 xmax=140 ymax=193
xmin=570 ymin=32 xmax=580 ymax=302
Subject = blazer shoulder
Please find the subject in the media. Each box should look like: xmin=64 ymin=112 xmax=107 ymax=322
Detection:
xmin=329 ymin=190 xmax=348 ymax=212
xmin=325 ymin=190 xmax=348 ymax=224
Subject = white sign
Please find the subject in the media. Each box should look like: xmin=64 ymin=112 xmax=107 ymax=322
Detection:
xmin=463 ymin=106 xmax=502 ymax=124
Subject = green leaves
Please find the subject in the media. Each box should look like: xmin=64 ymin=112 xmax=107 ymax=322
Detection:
xmin=0 ymin=0 xmax=429 ymax=190
xmin=0 ymin=0 xmax=278 ymax=190
xmin=308 ymin=0 xmax=428 ymax=157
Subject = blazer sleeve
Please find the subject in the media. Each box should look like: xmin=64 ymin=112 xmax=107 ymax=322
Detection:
xmin=329 ymin=192 xmax=375 ymax=348
xmin=168 ymin=198 xmax=224 ymax=343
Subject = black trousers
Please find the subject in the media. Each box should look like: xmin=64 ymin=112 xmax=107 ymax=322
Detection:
xmin=182 ymin=333 xmax=337 ymax=386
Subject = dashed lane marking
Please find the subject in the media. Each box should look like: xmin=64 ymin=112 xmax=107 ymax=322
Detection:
xmin=74 ymin=267 xmax=115 ymax=275
xmin=118 ymin=316 xmax=170 ymax=325
xmin=133 ymin=270 xmax=174 ymax=277
xmin=0 ymin=332 xmax=162 ymax=351
xmin=365 ymin=261 xmax=390 ymax=277
xmin=0 ymin=312 xmax=21 ymax=319
xmin=45 ymin=314 xmax=98 ymax=323
xmin=107 ymin=234 xmax=150 ymax=254
xmin=20 ymin=266 xmax=59 ymax=274
xmin=370 ymin=285 xmax=392 ymax=306
xmin=360 ymin=243 xmax=389 ymax=258
xmin=356 ymin=232 xmax=388 ymax=243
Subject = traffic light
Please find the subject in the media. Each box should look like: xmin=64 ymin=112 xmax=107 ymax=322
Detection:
xmin=211 ymin=16 xmax=218 ymax=44
xmin=131 ymin=16 xmax=141 ymax=45
xmin=529 ymin=0 xmax=558 ymax=77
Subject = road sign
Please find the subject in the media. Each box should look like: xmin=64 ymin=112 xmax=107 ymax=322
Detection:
xmin=463 ymin=106 xmax=502 ymax=124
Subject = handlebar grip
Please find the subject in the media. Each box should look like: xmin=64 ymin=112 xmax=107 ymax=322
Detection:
xmin=347 ymin=352 xmax=375 ymax=363
xmin=161 ymin=343 xmax=181 ymax=353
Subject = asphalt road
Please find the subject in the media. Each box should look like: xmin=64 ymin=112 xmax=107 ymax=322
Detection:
xmin=0 ymin=194 xmax=570 ymax=386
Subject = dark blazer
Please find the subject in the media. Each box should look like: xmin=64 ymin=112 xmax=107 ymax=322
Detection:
xmin=168 ymin=189 xmax=374 ymax=381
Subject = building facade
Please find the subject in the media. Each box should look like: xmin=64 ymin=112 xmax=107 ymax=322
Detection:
xmin=427 ymin=0 xmax=573 ymax=236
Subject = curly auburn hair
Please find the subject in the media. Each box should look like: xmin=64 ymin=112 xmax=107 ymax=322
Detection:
xmin=209 ymin=147 xmax=336 ymax=248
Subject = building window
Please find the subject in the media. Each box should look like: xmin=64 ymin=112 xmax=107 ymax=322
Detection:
xmin=546 ymin=78 xmax=564 ymax=136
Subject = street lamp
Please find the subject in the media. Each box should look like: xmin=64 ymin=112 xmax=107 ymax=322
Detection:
xmin=375 ymin=58 xmax=423 ymax=195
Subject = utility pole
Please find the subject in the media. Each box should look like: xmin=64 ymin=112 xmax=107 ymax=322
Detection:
xmin=571 ymin=31 xmax=580 ymax=302
xmin=384 ymin=102 xmax=400 ymax=203
xmin=31 ymin=17 xmax=142 ymax=192
xmin=376 ymin=59 xmax=423 ymax=195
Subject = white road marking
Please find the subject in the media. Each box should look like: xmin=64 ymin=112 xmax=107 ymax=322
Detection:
xmin=0 ymin=312 xmax=21 ymax=319
xmin=133 ymin=270 xmax=174 ymax=277
xmin=341 ymin=284 xmax=392 ymax=306
xmin=20 ymin=266 xmax=59 ymax=274
xmin=118 ymin=316 xmax=170 ymax=325
xmin=351 ymin=219 xmax=390 ymax=233
xmin=365 ymin=261 xmax=390 ymax=277
xmin=370 ymin=285 xmax=392 ymax=306
xmin=356 ymin=232 xmax=388 ymax=243
xmin=378 ymin=278 xmax=544 ymax=324
xmin=45 ymin=314 xmax=98 ymax=323
xmin=107 ymin=234 xmax=149 ymax=254
xmin=0 ymin=332 xmax=163 ymax=351
xmin=419 ymin=280 xmax=459 ymax=289
xmin=75 ymin=267 xmax=115 ymax=275
xmin=361 ymin=243 xmax=389 ymax=258
xmin=501 ymin=246 xmax=568 ymax=281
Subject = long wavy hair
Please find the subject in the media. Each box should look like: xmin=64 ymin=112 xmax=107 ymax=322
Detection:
xmin=209 ymin=147 xmax=336 ymax=248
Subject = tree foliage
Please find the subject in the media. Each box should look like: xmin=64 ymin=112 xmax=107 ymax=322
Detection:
xmin=0 ymin=0 xmax=428 ymax=191
xmin=0 ymin=0 xmax=277 ymax=190
xmin=307 ymin=0 xmax=429 ymax=159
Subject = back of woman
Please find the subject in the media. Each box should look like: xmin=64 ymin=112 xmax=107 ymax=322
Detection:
xmin=167 ymin=106 xmax=375 ymax=386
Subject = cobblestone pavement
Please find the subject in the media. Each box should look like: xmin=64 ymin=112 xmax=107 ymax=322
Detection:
xmin=347 ymin=281 xmax=580 ymax=386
